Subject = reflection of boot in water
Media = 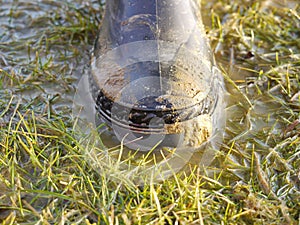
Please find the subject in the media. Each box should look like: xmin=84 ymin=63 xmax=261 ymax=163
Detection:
xmin=90 ymin=0 xmax=226 ymax=152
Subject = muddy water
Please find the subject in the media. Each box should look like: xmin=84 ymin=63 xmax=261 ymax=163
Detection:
xmin=201 ymin=0 xmax=300 ymax=187
xmin=1 ymin=0 xmax=299 ymax=184
xmin=0 ymin=0 xmax=101 ymax=119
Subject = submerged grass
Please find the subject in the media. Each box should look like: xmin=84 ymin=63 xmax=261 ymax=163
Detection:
xmin=0 ymin=0 xmax=299 ymax=224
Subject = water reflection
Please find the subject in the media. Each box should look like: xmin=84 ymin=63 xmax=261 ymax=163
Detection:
xmin=1 ymin=0 xmax=298 ymax=186
xmin=0 ymin=0 xmax=100 ymax=116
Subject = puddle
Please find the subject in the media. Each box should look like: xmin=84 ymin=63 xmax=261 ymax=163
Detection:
xmin=0 ymin=0 xmax=101 ymax=116
xmin=1 ymin=0 xmax=299 ymax=188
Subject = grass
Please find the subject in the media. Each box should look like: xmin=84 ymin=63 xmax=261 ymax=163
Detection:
xmin=0 ymin=0 xmax=299 ymax=224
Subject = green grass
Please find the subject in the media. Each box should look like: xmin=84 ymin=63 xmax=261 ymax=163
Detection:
xmin=0 ymin=0 xmax=300 ymax=224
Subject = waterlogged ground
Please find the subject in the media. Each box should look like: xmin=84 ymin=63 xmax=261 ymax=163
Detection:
xmin=0 ymin=0 xmax=299 ymax=224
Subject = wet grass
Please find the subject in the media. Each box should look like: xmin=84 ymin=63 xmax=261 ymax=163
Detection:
xmin=0 ymin=0 xmax=300 ymax=224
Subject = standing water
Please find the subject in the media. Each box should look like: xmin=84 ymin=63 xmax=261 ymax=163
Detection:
xmin=0 ymin=0 xmax=299 ymax=222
